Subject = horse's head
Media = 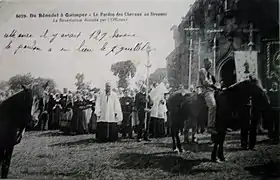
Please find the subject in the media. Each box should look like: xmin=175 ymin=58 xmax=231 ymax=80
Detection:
xmin=231 ymin=78 xmax=270 ymax=109
xmin=248 ymin=78 xmax=270 ymax=109
xmin=20 ymin=81 xmax=49 ymax=126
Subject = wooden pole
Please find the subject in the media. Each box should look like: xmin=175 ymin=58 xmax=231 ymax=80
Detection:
xmin=248 ymin=23 xmax=254 ymax=77
xmin=206 ymin=23 xmax=223 ymax=76
xmin=197 ymin=37 xmax=201 ymax=86
xmin=189 ymin=29 xmax=193 ymax=89
xmin=184 ymin=17 xmax=200 ymax=88
xmin=144 ymin=45 xmax=155 ymax=131
xmin=224 ymin=0 xmax=228 ymax=11
xmin=213 ymin=35 xmax=217 ymax=76
xmin=248 ymin=23 xmax=255 ymax=51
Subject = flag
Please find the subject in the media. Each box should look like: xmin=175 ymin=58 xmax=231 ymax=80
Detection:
xmin=234 ymin=51 xmax=258 ymax=82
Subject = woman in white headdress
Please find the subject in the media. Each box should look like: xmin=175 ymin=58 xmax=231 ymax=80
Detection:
xmin=75 ymin=92 xmax=91 ymax=134
xmin=88 ymin=91 xmax=98 ymax=133
xmin=83 ymin=90 xmax=93 ymax=130
xmin=60 ymin=94 xmax=74 ymax=134
xmin=52 ymin=93 xmax=63 ymax=129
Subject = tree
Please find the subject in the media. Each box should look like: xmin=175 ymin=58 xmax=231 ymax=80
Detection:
xmin=8 ymin=73 xmax=56 ymax=92
xmin=8 ymin=73 xmax=34 ymax=91
xmin=110 ymin=60 xmax=136 ymax=89
xmin=84 ymin=81 xmax=92 ymax=92
xmin=75 ymin=73 xmax=85 ymax=90
xmin=75 ymin=73 xmax=95 ymax=92
xmin=0 ymin=81 xmax=8 ymax=91
xmin=34 ymin=77 xmax=56 ymax=92
xmin=149 ymin=68 xmax=167 ymax=85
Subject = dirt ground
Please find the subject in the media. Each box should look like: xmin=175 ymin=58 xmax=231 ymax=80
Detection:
xmin=7 ymin=131 xmax=280 ymax=180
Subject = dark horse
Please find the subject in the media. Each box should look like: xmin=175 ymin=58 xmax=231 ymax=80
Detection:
xmin=0 ymin=83 xmax=47 ymax=178
xmin=209 ymin=78 xmax=269 ymax=161
xmin=166 ymin=90 xmax=189 ymax=153
xmin=168 ymin=78 xmax=270 ymax=159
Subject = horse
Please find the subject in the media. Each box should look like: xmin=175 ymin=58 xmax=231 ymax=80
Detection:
xmin=210 ymin=78 xmax=269 ymax=161
xmin=166 ymin=90 xmax=189 ymax=153
xmin=181 ymin=92 xmax=207 ymax=143
xmin=0 ymin=83 xmax=47 ymax=178
xmin=169 ymin=78 xmax=270 ymax=158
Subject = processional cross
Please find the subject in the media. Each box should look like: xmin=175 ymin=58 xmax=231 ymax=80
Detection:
xmin=242 ymin=23 xmax=259 ymax=51
xmin=144 ymin=44 xmax=155 ymax=131
xmin=239 ymin=22 xmax=258 ymax=109
xmin=184 ymin=16 xmax=200 ymax=88
xmin=242 ymin=23 xmax=259 ymax=75
xmin=207 ymin=23 xmax=224 ymax=76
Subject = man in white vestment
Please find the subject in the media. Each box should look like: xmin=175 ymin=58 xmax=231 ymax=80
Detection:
xmin=150 ymin=82 xmax=168 ymax=137
xmin=95 ymin=82 xmax=123 ymax=142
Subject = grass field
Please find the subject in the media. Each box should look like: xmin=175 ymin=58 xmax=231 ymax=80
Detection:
xmin=7 ymin=131 xmax=280 ymax=180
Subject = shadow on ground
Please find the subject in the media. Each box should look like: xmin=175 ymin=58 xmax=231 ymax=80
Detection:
xmin=115 ymin=152 xmax=218 ymax=175
xmin=50 ymin=138 xmax=100 ymax=147
xmin=49 ymin=138 xmax=134 ymax=147
xmin=37 ymin=131 xmax=73 ymax=137
xmin=244 ymin=162 xmax=280 ymax=179
xmin=20 ymin=170 xmax=91 ymax=179
xmin=257 ymin=139 xmax=280 ymax=146
xmin=145 ymin=142 xmax=243 ymax=153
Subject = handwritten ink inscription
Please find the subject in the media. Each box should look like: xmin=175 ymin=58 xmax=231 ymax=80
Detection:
xmin=14 ymin=40 xmax=42 ymax=54
xmin=3 ymin=28 xmax=150 ymax=56
xmin=4 ymin=29 xmax=33 ymax=38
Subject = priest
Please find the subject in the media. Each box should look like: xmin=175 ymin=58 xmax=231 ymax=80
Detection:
xmin=95 ymin=82 xmax=123 ymax=142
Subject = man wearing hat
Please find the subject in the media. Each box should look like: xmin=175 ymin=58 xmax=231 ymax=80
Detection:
xmin=268 ymin=81 xmax=279 ymax=142
xmin=135 ymin=84 xmax=153 ymax=142
xmin=120 ymin=89 xmax=134 ymax=139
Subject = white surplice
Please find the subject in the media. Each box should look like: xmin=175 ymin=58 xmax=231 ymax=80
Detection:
xmin=150 ymin=82 xmax=168 ymax=118
xmin=94 ymin=91 xmax=123 ymax=123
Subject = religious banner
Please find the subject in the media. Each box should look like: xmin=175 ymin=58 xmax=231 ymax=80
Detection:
xmin=234 ymin=51 xmax=258 ymax=82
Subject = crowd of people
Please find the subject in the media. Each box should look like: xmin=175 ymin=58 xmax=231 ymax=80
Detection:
xmin=0 ymin=67 xmax=278 ymax=146
xmin=15 ymin=82 xmax=173 ymax=142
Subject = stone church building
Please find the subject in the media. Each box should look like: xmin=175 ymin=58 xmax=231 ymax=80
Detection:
xmin=166 ymin=0 xmax=279 ymax=89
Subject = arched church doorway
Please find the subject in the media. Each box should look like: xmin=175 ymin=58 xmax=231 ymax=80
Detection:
xmin=218 ymin=57 xmax=237 ymax=87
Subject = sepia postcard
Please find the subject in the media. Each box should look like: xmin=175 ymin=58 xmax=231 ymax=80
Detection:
xmin=0 ymin=0 xmax=278 ymax=179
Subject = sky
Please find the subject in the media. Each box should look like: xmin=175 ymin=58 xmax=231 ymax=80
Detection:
xmin=0 ymin=0 xmax=194 ymax=90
